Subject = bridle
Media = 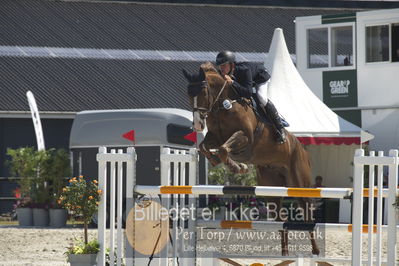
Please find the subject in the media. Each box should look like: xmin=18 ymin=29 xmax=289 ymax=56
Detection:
xmin=192 ymin=79 xmax=228 ymax=118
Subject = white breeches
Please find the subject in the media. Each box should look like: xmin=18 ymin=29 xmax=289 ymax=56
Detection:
xmin=255 ymin=80 xmax=270 ymax=106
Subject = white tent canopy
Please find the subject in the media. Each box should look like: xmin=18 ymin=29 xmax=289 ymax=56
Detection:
xmin=263 ymin=28 xmax=373 ymax=145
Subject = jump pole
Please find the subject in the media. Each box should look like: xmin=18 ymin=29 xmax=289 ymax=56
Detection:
xmin=196 ymin=219 xmax=398 ymax=232
xmin=134 ymin=185 xmax=391 ymax=199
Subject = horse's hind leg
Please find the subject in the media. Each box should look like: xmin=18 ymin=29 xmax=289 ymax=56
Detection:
xmin=218 ymin=130 xmax=249 ymax=174
xmin=309 ymin=230 xmax=320 ymax=255
xmin=280 ymin=229 xmax=289 ymax=256
xmin=298 ymin=198 xmax=320 ymax=255
xmin=256 ymin=166 xmax=291 ymax=256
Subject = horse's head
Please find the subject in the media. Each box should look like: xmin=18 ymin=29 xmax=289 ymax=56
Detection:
xmin=183 ymin=62 xmax=227 ymax=132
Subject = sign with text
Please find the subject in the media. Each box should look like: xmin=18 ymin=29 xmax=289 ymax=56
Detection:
xmin=323 ymin=70 xmax=357 ymax=108
xmin=127 ymin=196 xmax=326 ymax=259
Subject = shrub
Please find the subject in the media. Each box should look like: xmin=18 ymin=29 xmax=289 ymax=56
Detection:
xmin=66 ymin=239 xmax=100 ymax=255
xmin=59 ymin=176 xmax=101 ymax=244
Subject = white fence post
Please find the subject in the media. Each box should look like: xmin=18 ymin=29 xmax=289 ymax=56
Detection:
xmin=387 ymin=149 xmax=398 ymax=264
xmin=109 ymin=149 xmax=116 ymax=266
xmin=160 ymin=147 xmax=171 ymax=266
xmin=159 ymin=147 xmax=198 ymax=266
xmin=97 ymin=147 xmax=136 ymax=266
xmin=352 ymin=149 xmax=364 ymax=266
xmin=116 ymin=149 xmax=123 ymax=266
xmin=367 ymin=151 xmax=375 ymax=266
xmin=125 ymin=147 xmax=135 ymax=266
xmin=173 ymin=150 xmax=179 ymax=266
xmin=97 ymin=147 xmax=107 ymax=266
xmin=188 ymin=148 xmax=197 ymax=266
xmin=376 ymin=151 xmax=384 ymax=266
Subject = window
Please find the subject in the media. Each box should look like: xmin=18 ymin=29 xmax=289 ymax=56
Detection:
xmin=392 ymin=23 xmax=399 ymax=62
xmin=308 ymin=28 xmax=328 ymax=68
xmin=307 ymin=25 xmax=354 ymax=69
xmin=366 ymin=23 xmax=399 ymax=63
xmin=366 ymin=25 xmax=389 ymax=62
xmin=331 ymin=26 xmax=353 ymax=66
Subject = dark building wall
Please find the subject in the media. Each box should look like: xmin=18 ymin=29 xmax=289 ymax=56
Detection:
xmin=0 ymin=117 xmax=73 ymax=214
xmin=0 ymin=117 xmax=73 ymax=177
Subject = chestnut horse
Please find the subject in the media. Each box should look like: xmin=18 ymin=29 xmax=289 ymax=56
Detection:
xmin=183 ymin=62 xmax=319 ymax=256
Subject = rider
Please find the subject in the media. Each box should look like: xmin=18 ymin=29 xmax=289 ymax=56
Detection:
xmin=215 ymin=50 xmax=286 ymax=144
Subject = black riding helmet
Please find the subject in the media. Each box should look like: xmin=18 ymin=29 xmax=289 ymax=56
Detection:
xmin=216 ymin=51 xmax=236 ymax=66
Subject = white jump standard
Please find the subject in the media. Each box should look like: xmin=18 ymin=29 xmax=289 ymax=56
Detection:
xmin=97 ymin=147 xmax=398 ymax=266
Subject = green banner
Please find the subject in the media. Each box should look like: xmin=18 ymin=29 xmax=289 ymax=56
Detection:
xmin=335 ymin=110 xmax=361 ymax=127
xmin=323 ymin=70 xmax=357 ymax=108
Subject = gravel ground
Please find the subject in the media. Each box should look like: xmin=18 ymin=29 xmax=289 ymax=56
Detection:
xmin=0 ymin=226 xmax=397 ymax=266
xmin=0 ymin=226 xmax=97 ymax=266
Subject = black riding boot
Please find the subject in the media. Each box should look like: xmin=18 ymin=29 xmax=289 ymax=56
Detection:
xmin=264 ymin=101 xmax=286 ymax=144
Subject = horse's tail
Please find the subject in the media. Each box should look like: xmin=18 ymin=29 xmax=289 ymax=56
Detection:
xmin=289 ymin=135 xmax=312 ymax=188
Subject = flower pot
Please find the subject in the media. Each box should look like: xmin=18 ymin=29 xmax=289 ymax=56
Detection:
xmin=49 ymin=208 xmax=68 ymax=227
xmin=68 ymin=253 xmax=97 ymax=266
xmin=33 ymin=208 xmax=49 ymax=227
xmin=16 ymin=207 xmax=33 ymax=226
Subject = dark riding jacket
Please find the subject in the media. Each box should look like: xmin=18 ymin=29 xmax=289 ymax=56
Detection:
xmin=231 ymin=62 xmax=270 ymax=99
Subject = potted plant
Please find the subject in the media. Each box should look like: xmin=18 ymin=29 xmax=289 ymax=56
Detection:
xmin=7 ymin=147 xmax=37 ymax=226
xmin=7 ymin=147 xmax=55 ymax=226
xmin=13 ymin=189 xmax=33 ymax=226
xmin=46 ymin=149 xmax=71 ymax=227
xmin=31 ymin=149 xmax=53 ymax=227
xmin=65 ymin=239 xmax=100 ymax=266
xmin=59 ymin=176 xmax=102 ymax=266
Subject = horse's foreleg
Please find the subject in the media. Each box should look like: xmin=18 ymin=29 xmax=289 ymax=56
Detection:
xmin=199 ymin=142 xmax=221 ymax=167
xmin=199 ymin=132 xmax=222 ymax=167
xmin=218 ymin=130 xmax=249 ymax=174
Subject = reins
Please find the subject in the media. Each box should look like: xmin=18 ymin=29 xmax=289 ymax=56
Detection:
xmin=209 ymin=80 xmax=228 ymax=112
xmin=193 ymin=80 xmax=227 ymax=118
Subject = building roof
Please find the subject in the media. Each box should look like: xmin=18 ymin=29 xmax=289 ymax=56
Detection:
xmin=0 ymin=57 xmax=200 ymax=112
xmin=0 ymin=0 xmax=363 ymax=113
xmin=0 ymin=0 xmax=360 ymax=52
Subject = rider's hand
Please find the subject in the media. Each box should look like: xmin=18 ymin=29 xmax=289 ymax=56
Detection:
xmin=223 ymin=75 xmax=233 ymax=85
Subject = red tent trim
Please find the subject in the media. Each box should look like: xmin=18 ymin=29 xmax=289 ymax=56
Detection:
xmin=297 ymin=137 xmax=361 ymax=145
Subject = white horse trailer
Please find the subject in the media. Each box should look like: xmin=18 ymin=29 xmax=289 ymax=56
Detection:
xmin=69 ymin=108 xmax=207 ymax=227
xmin=69 ymin=108 xmax=207 ymax=186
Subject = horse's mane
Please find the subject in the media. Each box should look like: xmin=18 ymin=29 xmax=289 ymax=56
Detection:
xmin=200 ymin=62 xmax=218 ymax=74
xmin=200 ymin=62 xmax=230 ymax=94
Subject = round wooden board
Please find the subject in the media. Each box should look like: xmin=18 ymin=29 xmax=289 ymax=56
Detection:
xmin=125 ymin=200 xmax=169 ymax=255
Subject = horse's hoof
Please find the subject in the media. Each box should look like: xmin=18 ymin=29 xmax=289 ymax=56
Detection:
xmin=239 ymin=163 xmax=248 ymax=174
xmin=229 ymin=164 xmax=241 ymax=174
xmin=312 ymin=248 xmax=320 ymax=255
